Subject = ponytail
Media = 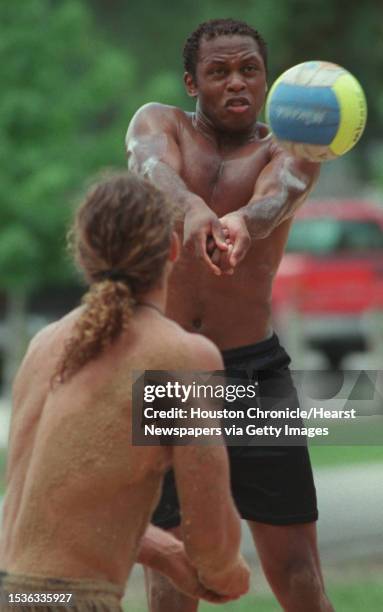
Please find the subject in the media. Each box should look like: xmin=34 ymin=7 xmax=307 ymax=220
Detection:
xmin=52 ymin=172 xmax=174 ymax=386
xmin=53 ymin=280 xmax=133 ymax=385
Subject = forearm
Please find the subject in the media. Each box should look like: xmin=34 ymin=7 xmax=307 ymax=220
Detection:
xmin=130 ymin=155 xmax=206 ymax=216
xmin=185 ymin=509 xmax=247 ymax=597
xmin=178 ymin=449 xmax=243 ymax=579
xmin=184 ymin=507 xmax=242 ymax=579
xmin=137 ymin=524 xmax=179 ymax=575
xmin=241 ymin=190 xmax=308 ymax=239
xmin=240 ymin=154 xmax=320 ymax=240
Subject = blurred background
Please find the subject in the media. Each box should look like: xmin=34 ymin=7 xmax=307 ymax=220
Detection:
xmin=0 ymin=0 xmax=382 ymax=610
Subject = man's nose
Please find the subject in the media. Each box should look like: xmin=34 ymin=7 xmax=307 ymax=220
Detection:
xmin=227 ymin=73 xmax=246 ymax=91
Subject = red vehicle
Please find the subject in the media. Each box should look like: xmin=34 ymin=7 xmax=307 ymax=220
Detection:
xmin=273 ymin=199 xmax=383 ymax=367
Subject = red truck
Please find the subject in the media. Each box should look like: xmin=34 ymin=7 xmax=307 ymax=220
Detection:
xmin=272 ymin=199 xmax=383 ymax=368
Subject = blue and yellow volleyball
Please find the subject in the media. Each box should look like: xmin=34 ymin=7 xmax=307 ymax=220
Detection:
xmin=265 ymin=61 xmax=367 ymax=162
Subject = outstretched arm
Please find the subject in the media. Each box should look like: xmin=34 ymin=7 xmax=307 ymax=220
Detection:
xmin=170 ymin=338 xmax=250 ymax=599
xmin=126 ymin=103 xmax=195 ymax=211
xmin=126 ymin=103 xmax=227 ymax=274
xmin=172 ymin=443 xmax=249 ymax=599
xmin=215 ymin=143 xmax=320 ymax=268
xmin=241 ymin=144 xmax=320 ymax=239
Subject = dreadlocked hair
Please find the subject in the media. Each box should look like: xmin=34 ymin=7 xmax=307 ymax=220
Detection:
xmin=183 ymin=18 xmax=268 ymax=80
xmin=53 ymin=172 xmax=174 ymax=385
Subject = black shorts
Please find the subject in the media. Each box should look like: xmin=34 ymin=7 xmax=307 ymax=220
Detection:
xmin=151 ymin=334 xmax=318 ymax=528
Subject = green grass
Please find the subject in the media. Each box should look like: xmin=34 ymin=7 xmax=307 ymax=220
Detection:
xmin=309 ymin=444 xmax=383 ymax=468
xmin=200 ymin=580 xmax=383 ymax=611
xmin=123 ymin=579 xmax=383 ymax=612
xmin=200 ymin=581 xmax=383 ymax=611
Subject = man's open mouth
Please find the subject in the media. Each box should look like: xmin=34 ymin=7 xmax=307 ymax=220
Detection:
xmin=225 ymin=97 xmax=251 ymax=113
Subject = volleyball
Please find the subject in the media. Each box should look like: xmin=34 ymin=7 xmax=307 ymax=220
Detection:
xmin=265 ymin=61 xmax=367 ymax=162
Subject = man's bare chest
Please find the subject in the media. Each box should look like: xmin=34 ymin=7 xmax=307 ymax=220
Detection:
xmin=178 ymin=133 xmax=271 ymax=214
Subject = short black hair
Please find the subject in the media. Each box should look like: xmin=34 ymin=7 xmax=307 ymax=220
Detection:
xmin=183 ymin=18 xmax=268 ymax=79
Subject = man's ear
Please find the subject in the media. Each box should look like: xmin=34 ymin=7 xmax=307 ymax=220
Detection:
xmin=169 ymin=231 xmax=180 ymax=263
xmin=184 ymin=72 xmax=198 ymax=98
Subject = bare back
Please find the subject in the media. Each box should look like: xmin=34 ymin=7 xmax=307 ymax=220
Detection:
xmin=0 ymin=308 xmax=220 ymax=586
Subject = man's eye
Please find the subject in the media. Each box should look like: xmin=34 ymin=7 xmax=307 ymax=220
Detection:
xmin=243 ymin=65 xmax=258 ymax=73
xmin=211 ymin=68 xmax=225 ymax=76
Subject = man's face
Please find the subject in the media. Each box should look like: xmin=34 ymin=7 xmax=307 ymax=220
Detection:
xmin=185 ymin=35 xmax=267 ymax=133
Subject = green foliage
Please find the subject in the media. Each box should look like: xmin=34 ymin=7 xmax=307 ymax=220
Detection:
xmin=91 ymin=0 xmax=382 ymax=120
xmin=1 ymin=0 xmax=382 ymax=297
xmin=0 ymin=0 xmax=138 ymax=292
xmin=90 ymin=0 xmax=383 ymax=187
xmin=310 ymin=445 xmax=383 ymax=468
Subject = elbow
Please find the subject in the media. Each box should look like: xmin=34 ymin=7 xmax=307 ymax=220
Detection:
xmin=250 ymin=192 xmax=308 ymax=239
xmin=126 ymin=148 xmax=159 ymax=180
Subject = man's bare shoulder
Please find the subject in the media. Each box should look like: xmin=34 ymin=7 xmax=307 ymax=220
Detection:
xmin=11 ymin=319 xmax=62 ymax=401
xmin=127 ymin=102 xmax=189 ymax=135
xmin=14 ymin=310 xmax=80 ymax=387
xmin=25 ymin=309 xmax=79 ymax=355
xmin=21 ymin=321 xmax=59 ymax=364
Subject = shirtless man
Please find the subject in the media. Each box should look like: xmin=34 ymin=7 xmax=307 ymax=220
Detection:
xmin=126 ymin=18 xmax=334 ymax=612
xmin=0 ymin=173 xmax=249 ymax=611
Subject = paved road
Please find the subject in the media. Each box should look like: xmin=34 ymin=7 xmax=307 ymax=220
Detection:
xmin=240 ymin=462 xmax=383 ymax=563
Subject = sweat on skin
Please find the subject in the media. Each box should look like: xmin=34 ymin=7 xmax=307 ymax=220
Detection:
xmin=125 ymin=24 xmax=334 ymax=612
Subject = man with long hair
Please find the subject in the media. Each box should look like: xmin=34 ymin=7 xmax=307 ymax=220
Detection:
xmin=0 ymin=173 xmax=249 ymax=611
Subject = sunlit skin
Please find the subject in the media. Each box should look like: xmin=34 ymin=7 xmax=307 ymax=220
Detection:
xmin=126 ymin=35 xmax=320 ymax=350
xmin=126 ymin=33 xmax=334 ymax=612
xmin=0 ymin=274 xmax=249 ymax=603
